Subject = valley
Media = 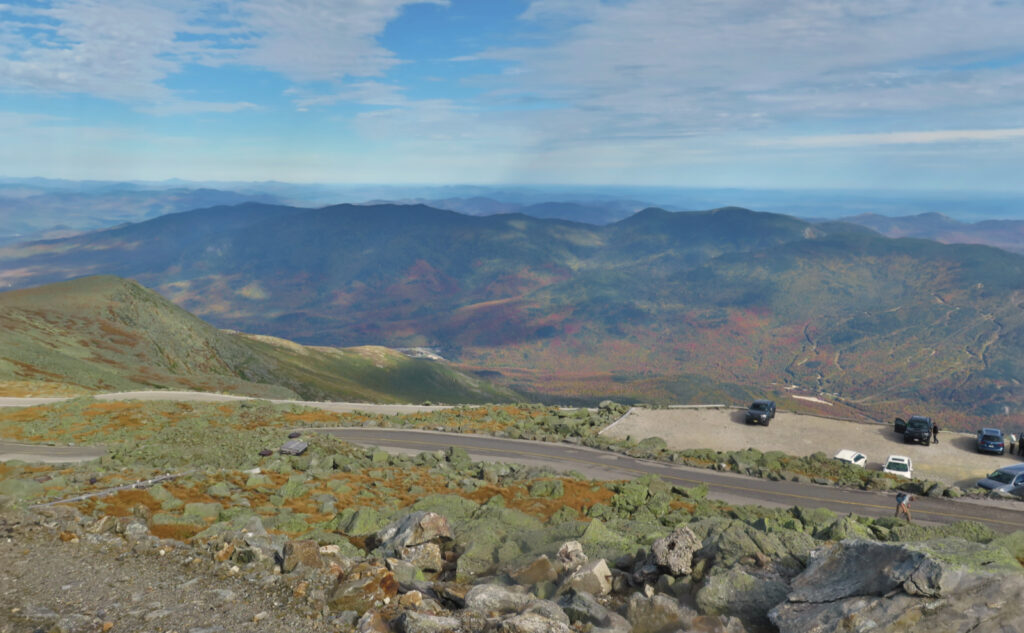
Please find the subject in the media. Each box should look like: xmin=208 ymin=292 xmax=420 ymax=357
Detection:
xmin=3 ymin=203 xmax=1024 ymax=429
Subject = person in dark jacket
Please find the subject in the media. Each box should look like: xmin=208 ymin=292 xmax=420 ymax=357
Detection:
xmin=931 ymin=422 xmax=939 ymax=444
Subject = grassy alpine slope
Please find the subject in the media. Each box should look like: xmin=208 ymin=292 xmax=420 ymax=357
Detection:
xmin=0 ymin=275 xmax=519 ymax=404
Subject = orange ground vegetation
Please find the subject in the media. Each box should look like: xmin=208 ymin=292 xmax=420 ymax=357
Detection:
xmin=66 ymin=468 xmax=625 ymax=542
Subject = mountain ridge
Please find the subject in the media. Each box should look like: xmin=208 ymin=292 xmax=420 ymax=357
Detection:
xmin=0 ymin=275 xmax=519 ymax=404
xmin=2 ymin=203 xmax=1023 ymax=427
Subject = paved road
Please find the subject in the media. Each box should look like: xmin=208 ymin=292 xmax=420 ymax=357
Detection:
xmin=0 ymin=441 xmax=106 ymax=464
xmin=317 ymin=427 xmax=1024 ymax=534
xmin=4 ymin=394 xmax=1023 ymax=533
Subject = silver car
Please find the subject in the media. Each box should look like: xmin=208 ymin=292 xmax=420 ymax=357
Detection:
xmin=976 ymin=464 xmax=1024 ymax=497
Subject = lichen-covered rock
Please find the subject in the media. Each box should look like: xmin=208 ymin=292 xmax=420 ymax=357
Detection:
xmin=337 ymin=506 xmax=388 ymax=536
xmin=464 ymin=583 xmax=534 ymax=614
xmin=650 ymin=525 xmax=700 ymax=576
xmin=770 ymin=538 xmax=1024 ymax=633
xmin=695 ymin=567 xmax=789 ymax=628
xmin=488 ymin=612 xmax=572 ymax=633
xmin=373 ymin=511 xmax=453 ymax=571
xmin=696 ymin=519 xmax=814 ymax=575
xmin=281 ymin=539 xmax=323 ymax=573
xmin=528 ymin=479 xmax=564 ymax=499
xmin=814 ymin=515 xmax=874 ymax=541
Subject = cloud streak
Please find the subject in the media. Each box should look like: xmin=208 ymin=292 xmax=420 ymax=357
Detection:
xmin=761 ymin=128 xmax=1024 ymax=148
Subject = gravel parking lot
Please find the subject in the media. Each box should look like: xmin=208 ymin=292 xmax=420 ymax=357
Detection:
xmin=601 ymin=406 xmax=1024 ymax=489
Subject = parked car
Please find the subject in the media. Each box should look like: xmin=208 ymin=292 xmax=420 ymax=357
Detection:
xmin=834 ymin=449 xmax=867 ymax=468
xmin=903 ymin=416 xmax=933 ymax=445
xmin=883 ymin=455 xmax=913 ymax=479
xmin=976 ymin=428 xmax=1005 ymax=455
xmin=745 ymin=400 xmax=776 ymax=426
xmin=977 ymin=464 xmax=1024 ymax=497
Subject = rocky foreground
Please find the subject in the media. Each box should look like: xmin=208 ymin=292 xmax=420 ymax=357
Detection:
xmin=4 ymin=501 xmax=1024 ymax=633
xmin=3 ymin=400 xmax=1024 ymax=632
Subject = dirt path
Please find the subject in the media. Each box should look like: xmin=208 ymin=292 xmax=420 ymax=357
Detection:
xmin=602 ymin=406 xmax=1023 ymax=489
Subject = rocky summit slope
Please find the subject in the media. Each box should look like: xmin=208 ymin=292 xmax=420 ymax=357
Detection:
xmin=3 ymin=398 xmax=1023 ymax=632
xmin=4 ymin=501 xmax=1023 ymax=633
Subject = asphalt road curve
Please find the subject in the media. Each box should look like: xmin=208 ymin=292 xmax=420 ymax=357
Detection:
xmin=317 ymin=427 xmax=1024 ymax=534
xmin=0 ymin=441 xmax=106 ymax=464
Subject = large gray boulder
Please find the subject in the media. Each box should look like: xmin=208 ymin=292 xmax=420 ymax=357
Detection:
xmin=695 ymin=567 xmax=789 ymax=629
xmin=464 ymin=584 xmax=535 ymax=615
xmin=770 ymin=538 xmax=1024 ymax=633
xmin=649 ymin=525 xmax=701 ymax=576
xmin=374 ymin=511 xmax=453 ymax=572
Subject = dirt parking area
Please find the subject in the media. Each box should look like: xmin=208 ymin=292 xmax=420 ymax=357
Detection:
xmin=601 ymin=406 xmax=1024 ymax=489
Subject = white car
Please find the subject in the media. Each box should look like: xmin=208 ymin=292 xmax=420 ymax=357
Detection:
xmin=883 ymin=455 xmax=913 ymax=479
xmin=834 ymin=449 xmax=867 ymax=468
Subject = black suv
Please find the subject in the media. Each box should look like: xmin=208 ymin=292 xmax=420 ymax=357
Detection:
xmin=745 ymin=400 xmax=776 ymax=426
xmin=903 ymin=416 xmax=933 ymax=445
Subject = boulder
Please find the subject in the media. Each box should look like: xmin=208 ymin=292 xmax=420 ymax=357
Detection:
xmin=489 ymin=613 xmax=572 ymax=633
xmin=328 ymin=562 xmax=399 ymax=613
xmin=770 ymin=539 xmax=1024 ymax=633
xmin=558 ymin=590 xmax=613 ymax=627
xmin=510 ymin=555 xmax=558 ymax=586
xmin=376 ymin=511 xmax=454 ymax=551
xmin=464 ymin=583 xmax=534 ymax=615
xmin=650 ymin=525 xmax=701 ymax=576
xmin=559 ymin=558 xmax=613 ymax=596
xmin=281 ymin=539 xmax=324 ymax=573
xmin=556 ymin=541 xmax=588 ymax=572
xmin=626 ymin=593 xmax=691 ymax=633
xmin=398 ymin=611 xmax=464 ymax=633
xmin=694 ymin=567 xmax=789 ymax=628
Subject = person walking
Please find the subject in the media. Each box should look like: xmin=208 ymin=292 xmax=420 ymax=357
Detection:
xmin=895 ymin=491 xmax=913 ymax=522
xmin=932 ymin=421 xmax=939 ymax=445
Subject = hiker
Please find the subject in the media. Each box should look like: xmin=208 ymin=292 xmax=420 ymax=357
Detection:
xmin=895 ymin=491 xmax=913 ymax=522
xmin=932 ymin=421 xmax=939 ymax=445
xmin=1011 ymin=433 xmax=1018 ymax=455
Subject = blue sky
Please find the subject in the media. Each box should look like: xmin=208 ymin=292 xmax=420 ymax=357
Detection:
xmin=2 ymin=0 xmax=1024 ymax=191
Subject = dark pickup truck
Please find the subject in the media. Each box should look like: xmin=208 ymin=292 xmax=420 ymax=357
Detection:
xmin=895 ymin=416 xmax=933 ymax=445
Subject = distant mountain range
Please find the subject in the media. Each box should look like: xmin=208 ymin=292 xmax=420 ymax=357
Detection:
xmin=839 ymin=212 xmax=1024 ymax=255
xmin=2 ymin=201 xmax=1024 ymax=428
xmin=0 ymin=275 xmax=519 ymax=404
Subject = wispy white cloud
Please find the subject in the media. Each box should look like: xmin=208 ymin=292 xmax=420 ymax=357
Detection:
xmin=759 ymin=128 xmax=1024 ymax=148
xmin=0 ymin=0 xmax=446 ymax=107
xmin=480 ymin=0 xmax=1024 ymax=142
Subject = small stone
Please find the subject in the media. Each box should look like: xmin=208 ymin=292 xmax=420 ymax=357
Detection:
xmin=398 ymin=590 xmax=423 ymax=608
xmin=253 ymin=611 xmax=269 ymax=622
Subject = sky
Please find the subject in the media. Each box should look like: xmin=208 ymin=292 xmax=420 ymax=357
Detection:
xmin=2 ymin=0 xmax=1024 ymax=191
